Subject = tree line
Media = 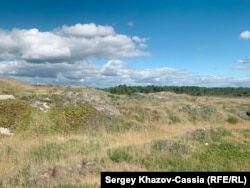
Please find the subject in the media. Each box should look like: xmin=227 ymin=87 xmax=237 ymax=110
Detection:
xmin=102 ymin=85 xmax=250 ymax=97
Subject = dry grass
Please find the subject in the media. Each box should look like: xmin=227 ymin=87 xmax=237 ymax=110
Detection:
xmin=1 ymin=122 xmax=249 ymax=187
xmin=0 ymin=78 xmax=250 ymax=187
xmin=0 ymin=77 xmax=62 ymax=97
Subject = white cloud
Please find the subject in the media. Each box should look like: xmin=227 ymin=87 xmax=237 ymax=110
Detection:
xmin=236 ymin=57 xmax=250 ymax=64
xmin=132 ymin=36 xmax=149 ymax=49
xmin=138 ymin=43 xmax=148 ymax=48
xmin=1 ymin=59 xmax=250 ymax=88
xmin=0 ymin=23 xmax=150 ymax=63
xmin=101 ymin=60 xmax=127 ymax=76
xmin=127 ymin=21 xmax=134 ymax=27
xmin=1 ymin=23 xmax=250 ymax=88
xmin=132 ymin=36 xmax=148 ymax=43
xmin=239 ymin=30 xmax=250 ymax=39
xmin=232 ymin=66 xmax=250 ymax=71
xmin=60 ymin=23 xmax=115 ymax=37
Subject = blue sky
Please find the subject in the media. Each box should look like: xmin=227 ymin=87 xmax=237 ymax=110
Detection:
xmin=0 ymin=0 xmax=250 ymax=87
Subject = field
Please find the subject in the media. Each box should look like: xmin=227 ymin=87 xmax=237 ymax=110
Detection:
xmin=0 ymin=78 xmax=250 ymax=188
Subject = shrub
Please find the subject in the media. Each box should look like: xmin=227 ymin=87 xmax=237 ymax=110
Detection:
xmin=169 ymin=113 xmax=181 ymax=123
xmin=227 ymin=116 xmax=238 ymax=124
xmin=49 ymin=103 xmax=96 ymax=133
xmin=0 ymin=99 xmax=33 ymax=130
xmin=181 ymin=104 xmax=221 ymax=123
xmin=108 ymin=147 xmax=133 ymax=163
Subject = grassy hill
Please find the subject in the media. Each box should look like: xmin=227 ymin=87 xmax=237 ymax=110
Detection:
xmin=0 ymin=78 xmax=250 ymax=187
xmin=0 ymin=77 xmax=62 ymax=97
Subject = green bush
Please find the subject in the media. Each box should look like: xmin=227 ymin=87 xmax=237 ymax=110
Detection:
xmin=108 ymin=147 xmax=133 ymax=163
xmin=0 ymin=99 xmax=33 ymax=130
xmin=169 ymin=113 xmax=181 ymax=123
xmin=227 ymin=116 xmax=238 ymax=124
xmin=49 ymin=103 xmax=96 ymax=133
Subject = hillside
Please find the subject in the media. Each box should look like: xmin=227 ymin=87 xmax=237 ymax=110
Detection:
xmin=0 ymin=77 xmax=63 ymax=97
xmin=0 ymin=78 xmax=250 ymax=188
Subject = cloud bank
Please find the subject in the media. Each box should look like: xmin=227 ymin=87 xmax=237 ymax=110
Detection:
xmin=0 ymin=23 xmax=250 ymax=87
xmin=1 ymin=59 xmax=250 ymax=88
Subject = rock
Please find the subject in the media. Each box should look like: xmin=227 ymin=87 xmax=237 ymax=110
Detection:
xmin=62 ymin=92 xmax=120 ymax=116
xmin=0 ymin=95 xmax=15 ymax=100
xmin=30 ymin=101 xmax=50 ymax=112
xmin=0 ymin=127 xmax=14 ymax=136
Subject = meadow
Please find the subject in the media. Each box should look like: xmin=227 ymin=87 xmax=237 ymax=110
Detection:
xmin=0 ymin=78 xmax=249 ymax=188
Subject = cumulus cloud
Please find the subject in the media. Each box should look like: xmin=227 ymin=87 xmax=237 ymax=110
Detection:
xmin=1 ymin=23 xmax=250 ymax=88
xmin=101 ymin=60 xmax=128 ymax=76
xmin=60 ymin=23 xmax=115 ymax=37
xmin=132 ymin=36 xmax=149 ymax=49
xmin=239 ymin=30 xmax=250 ymax=39
xmin=0 ymin=23 xmax=150 ymax=63
xmin=132 ymin=36 xmax=148 ymax=43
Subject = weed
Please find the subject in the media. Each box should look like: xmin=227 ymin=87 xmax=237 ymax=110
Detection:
xmin=186 ymin=128 xmax=232 ymax=142
xmin=18 ymin=165 xmax=32 ymax=187
xmin=30 ymin=142 xmax=66 ymax=164
xmin=168 ymin=113 xmax=181 ymax=123
xmin=196 ymin=141 xmax=250 ymax=170
xmin=108 ymin=94 xmax=120 ymax=101
xmin=181 ymin=104 xmax=221 ymax=123
xmin=54 ymin=184 xmax=98 ymax=188
xmin=140 ymin=154 xmax=192 ymax=171
xmin=210 ymin=128 xmax=232 ymax=141
xmin=108 ymin=147 xmax=133 ymax=163
xmin=152 ymin=140 xmax=165 ymax=151
xmin=226 ymin=116 xmax=238 ymax=124
xmin=239 ymin=104 xmax=250 ymax=111
xmin=134 ymin=114 xmax=145 ymax=123
xmin=7 ymin=145 xmax=13 ymax=156
xmin=106 ymin=122 xmax=132 ymax=133
xmin=239 ymin=128 xmax=250 ymax=139
xmin=152 ymin=139 xmax=188 ymax=155
xmin=79 ymin=141 xmax=101 ymax=155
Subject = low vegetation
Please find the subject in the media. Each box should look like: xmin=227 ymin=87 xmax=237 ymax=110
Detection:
xmin=49 ymin=102 xmax=97 ymax=133
xmin=0 ymin=99 xmax=33 ymax=130
xmin=0 ymin=78 xmax=249 ymax=187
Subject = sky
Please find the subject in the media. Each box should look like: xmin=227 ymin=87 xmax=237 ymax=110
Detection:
xmin=0 ymin=0 xmax=250 ymax=88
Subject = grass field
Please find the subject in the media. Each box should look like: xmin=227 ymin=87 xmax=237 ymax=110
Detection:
xmin=0 ymin=78 xmax=249 ymax=187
